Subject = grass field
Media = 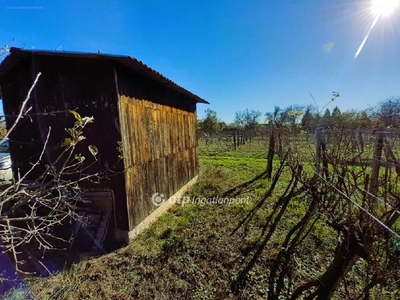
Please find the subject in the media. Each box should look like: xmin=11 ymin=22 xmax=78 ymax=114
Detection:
xmin=3 ymin=140 xmax=397 ymax=299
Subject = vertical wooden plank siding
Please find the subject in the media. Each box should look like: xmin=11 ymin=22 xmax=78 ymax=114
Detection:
xmin=119 ymin=96 xmax=199 ymax=229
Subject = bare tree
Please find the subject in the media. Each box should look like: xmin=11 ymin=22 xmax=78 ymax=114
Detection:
xmin=0 ymin=75 xmax=100 ymax=278
xmin=234 ymin=109 xmax=261 ymax=130
xmin=370 ymin=96 xmax=400 ymax=127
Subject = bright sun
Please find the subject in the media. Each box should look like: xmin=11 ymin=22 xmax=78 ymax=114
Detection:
xmin=371 ymin=0 xmax=399 ymax=16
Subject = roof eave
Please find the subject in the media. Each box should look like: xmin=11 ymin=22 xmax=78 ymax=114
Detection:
xmin=1 ymin=48 xmax=210 ymax=104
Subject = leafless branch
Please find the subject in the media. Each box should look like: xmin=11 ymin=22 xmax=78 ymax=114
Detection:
xmin=0 ymin=73 xmax=104 ymax=278
xmin=0 ymin=72 xmax=41 ymax=145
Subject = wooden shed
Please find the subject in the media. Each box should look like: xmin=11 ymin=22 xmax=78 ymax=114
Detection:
xmin=0 ymin=48 xmax=208 ymax=246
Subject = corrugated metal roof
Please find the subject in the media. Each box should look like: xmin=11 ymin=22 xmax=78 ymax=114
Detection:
xmin=0 ymin=47 xmax=209 ymax=104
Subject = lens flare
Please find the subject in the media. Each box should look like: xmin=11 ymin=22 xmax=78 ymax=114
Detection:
xmin=355 ymin=0 xmax=399 ymax=58
xmin=354 ymin=14 xmax=380 ymax=58
xmin=371 ymin=0 xmax=399 ymax=17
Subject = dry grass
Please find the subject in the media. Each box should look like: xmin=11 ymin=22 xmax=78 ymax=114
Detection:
xmin=3 ymin=142 xmax=398 ymax=299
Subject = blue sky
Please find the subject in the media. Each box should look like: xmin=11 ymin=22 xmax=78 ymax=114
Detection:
xmin=0 ymin=0 xmax=399 ymax=123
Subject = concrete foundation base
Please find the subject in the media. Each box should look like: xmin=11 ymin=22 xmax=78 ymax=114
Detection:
xmin=128 ymin=175 xmax=198 ymax=240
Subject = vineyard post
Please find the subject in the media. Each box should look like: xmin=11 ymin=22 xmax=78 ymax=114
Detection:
xmin=370 ymin=130 xmax=385 ymax=194
xmin=315 ymin=124 xmax=323 ymax=175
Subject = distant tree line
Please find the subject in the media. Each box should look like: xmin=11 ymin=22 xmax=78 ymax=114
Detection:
xmin=197 ymin=95 xmax=400 ymax=137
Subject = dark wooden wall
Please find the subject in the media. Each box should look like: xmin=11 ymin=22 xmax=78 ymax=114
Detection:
xmin=0 ymin=53 xmax=201 ymax=234
xmin=1 ymin=55 xmax=129 ymax=231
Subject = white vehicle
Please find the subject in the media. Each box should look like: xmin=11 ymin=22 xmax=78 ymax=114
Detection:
xmin=0 ymin=139 xmax=12 ymax=183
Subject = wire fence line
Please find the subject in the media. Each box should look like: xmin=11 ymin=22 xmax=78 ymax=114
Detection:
xmin=199 ymin=125 xmax=400 ymax=242
xmin=276 ymin=138 xmax=400 ymax=238
xmin=254 ymin=124 xmax=400 ymax=297
xmin=199 ymin=126 xmax=400 ymax=160
xmin=315 ymin=172 xmax=400 ymax=239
